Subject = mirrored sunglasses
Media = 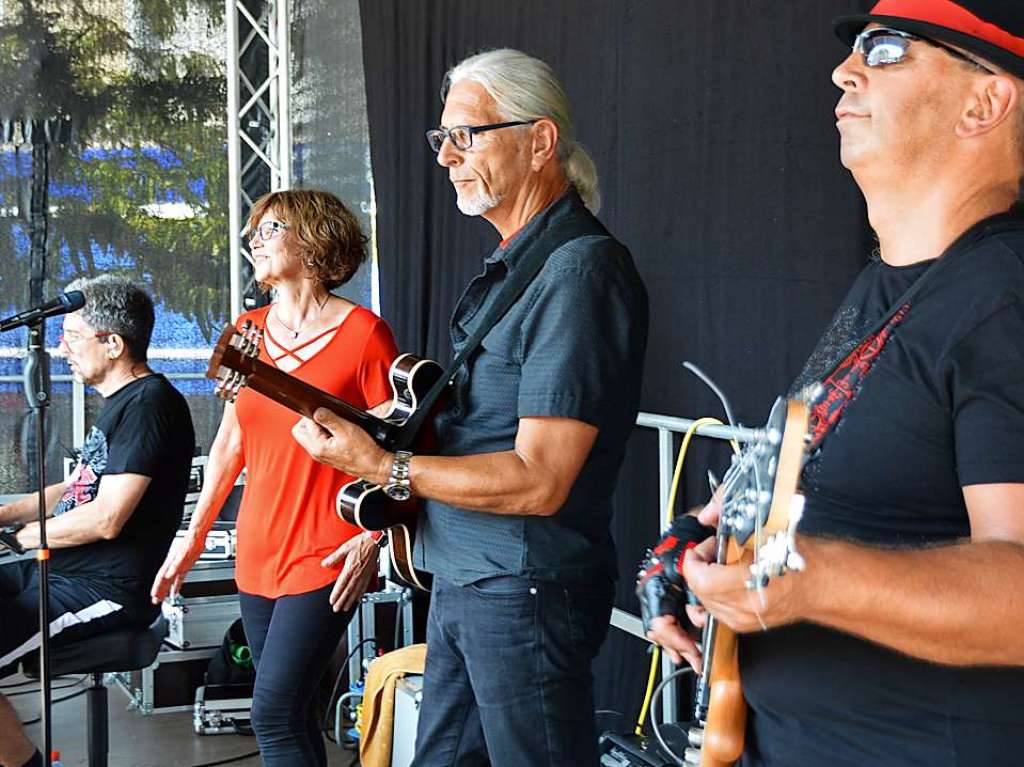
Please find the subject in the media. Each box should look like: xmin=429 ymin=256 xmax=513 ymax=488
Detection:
xmin=853 ymin=27 xmax=996 ymax=73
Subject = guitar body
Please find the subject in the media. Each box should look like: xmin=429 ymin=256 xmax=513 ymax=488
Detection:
xmin=692 ymin=396 xmax=811 ymax=767
xmin=384 ymin=353 xmax=447 ymax=431
xmin=207 ymin=325 xmax=443 ymax=591
xmin=332 ymin=350 xmax=443 ymax=528
xmin=334 ymin=352 xmax=443 ymax=592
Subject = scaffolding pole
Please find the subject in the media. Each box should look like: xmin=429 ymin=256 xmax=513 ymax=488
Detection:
xmin=226 ymin=0 xmax=292 ymax=319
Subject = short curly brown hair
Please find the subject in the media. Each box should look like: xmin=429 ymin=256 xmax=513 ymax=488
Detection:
xmin=247 ymin=189 xmax=368 ymax=291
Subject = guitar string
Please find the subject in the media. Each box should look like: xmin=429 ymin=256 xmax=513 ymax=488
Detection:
xmin=718 ymin=444 xmax=773 ymax=610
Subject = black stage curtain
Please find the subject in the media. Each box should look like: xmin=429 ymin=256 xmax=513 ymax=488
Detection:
xmin=360 ymin=0 xmax=872 ymax=725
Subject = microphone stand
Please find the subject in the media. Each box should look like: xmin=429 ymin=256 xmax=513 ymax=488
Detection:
xmin=20 ymin=318 xmax=54 ymax=764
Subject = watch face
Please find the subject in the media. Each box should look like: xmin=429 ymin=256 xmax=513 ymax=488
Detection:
xmin=384 ymin=485 xmax=412 ymax=502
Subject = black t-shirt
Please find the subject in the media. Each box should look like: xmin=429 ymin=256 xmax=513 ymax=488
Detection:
xmin=51 ymin=374 xmax=195 ymax=594
xmin=741 ymin=207 xmax=1024 ymax=767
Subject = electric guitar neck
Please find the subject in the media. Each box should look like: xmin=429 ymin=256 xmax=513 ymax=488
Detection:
xmin=689 ymin=394 xmax=813 ymax=767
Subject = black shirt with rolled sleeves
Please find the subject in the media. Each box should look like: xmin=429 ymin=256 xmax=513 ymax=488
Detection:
xmin=740 ymin=206 xmax=1024 ymax=767
xmin=414 ymin=190 xmax=649 ymax=587
xmin=52 ymin=373 xmax=195 ymax=597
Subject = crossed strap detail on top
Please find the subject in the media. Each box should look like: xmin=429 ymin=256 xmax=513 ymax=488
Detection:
xmin=263 ymin=321 xmax=342 ymax=365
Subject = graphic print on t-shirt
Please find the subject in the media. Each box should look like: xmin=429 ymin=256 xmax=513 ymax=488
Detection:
xmin=54 ymin=425 xmax=108 ymax=516
xmin=806 ymin=303 xmax=911 ymax=451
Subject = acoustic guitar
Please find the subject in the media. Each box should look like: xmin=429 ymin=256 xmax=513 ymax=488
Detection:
xmin=206 ymin=321 xmax=443 ymax=591
xmin=685 ymin=394 xmax=813 ymax=767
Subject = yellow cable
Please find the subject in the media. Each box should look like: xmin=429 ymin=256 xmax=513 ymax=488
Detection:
xmin=666 ymin=417 xmax=736 ymax=526
xmin=635 ymin=417 xmax=739 ymax=736
xmin=634 ymin=646 xmax=661 ymax=735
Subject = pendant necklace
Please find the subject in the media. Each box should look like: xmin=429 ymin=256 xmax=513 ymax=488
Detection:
xmin=274 ymin=293 xmax=330 ymax=339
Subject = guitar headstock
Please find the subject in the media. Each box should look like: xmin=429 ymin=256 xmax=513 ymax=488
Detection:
xmin=206 ymin=320 xmax=264 ymax=403
xmin=717 ymin=387 xmax=819 ymax=591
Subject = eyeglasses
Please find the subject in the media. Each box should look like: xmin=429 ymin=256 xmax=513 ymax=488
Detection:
xmin=425 ymin=120 xmax=537 ymax=153
xmin=59 ymin=332 xmax=111 ymax=347
xmin=853 ymin=27 xmax=997 ymax=74
xmin=244 ymin=221 xmax=289 ymax=244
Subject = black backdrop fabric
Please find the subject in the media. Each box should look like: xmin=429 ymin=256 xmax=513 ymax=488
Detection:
xmin=360 ymin=0 xmax=872 ymax=726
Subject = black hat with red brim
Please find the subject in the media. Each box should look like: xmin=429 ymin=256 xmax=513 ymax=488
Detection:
xmin=834 ymin=0 xmax=1024 ymax=78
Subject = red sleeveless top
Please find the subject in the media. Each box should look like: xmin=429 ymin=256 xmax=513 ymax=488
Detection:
xmin=232 ymin=304 xmax=398 ymax=597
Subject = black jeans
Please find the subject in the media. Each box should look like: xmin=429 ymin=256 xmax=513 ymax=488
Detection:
xmin=1 ymin=560 xmax=154 ymax=677
xmin=412 ymin=575 xmax=614 ymax=767
xmin=239 ymin=584 xmax=354 ymax=767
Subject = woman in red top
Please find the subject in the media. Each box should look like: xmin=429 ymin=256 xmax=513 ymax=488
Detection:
xmin=151 ymin=189 xmax=398 ymax=766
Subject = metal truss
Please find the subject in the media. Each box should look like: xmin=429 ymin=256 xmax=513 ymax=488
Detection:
xmin=226 ymin=0 xmax=292 ymax=318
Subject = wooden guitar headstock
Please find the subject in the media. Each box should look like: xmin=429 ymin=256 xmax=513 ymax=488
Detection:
xmin=716 ymin=392 xmax=815 ymax=590
xmin=207 ymin=321 xmax=263 ymax=402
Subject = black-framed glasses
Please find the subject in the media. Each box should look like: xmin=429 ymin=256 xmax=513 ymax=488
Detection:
xmin=425 ymin=120 xmax=537 ymax=153
xmin=245 ymin=220 xmax=289 ymax=244
xmin=853 ymin=27 xmax=996 ymax=74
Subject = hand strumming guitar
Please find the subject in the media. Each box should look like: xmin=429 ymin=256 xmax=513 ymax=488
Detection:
xmin=292 ymin=407 xmax=395 ymax=486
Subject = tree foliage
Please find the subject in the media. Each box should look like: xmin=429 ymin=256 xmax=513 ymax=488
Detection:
xmin=0 ymin=0 xmax=229 ymax=339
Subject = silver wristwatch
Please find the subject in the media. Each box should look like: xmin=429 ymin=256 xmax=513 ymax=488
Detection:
xmin=383 ymin=450 xmax=413 ymax=501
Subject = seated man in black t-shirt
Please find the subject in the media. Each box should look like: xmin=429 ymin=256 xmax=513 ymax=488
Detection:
xmin=0 ymin=276 xmax=195 ymax=767
xmin=642 ymin=4 xmax=1024 ymax=767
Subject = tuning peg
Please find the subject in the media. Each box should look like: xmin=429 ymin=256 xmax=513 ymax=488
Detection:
xmin=215 ymin=377 xmax=236 ymax=402
xmin=240 ymin=324 xmax=263 ymax=357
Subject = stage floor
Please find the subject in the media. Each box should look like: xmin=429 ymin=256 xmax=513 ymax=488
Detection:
xmin=7 ymin=674 xmax=359 ymax=767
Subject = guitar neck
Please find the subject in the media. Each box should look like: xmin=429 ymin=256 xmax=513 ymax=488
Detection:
xmin=242 ymin=356 xmax=394 ymax=445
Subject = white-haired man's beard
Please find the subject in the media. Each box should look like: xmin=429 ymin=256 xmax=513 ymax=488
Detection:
xmin=455 ymin=183 xmax=501 ymax=216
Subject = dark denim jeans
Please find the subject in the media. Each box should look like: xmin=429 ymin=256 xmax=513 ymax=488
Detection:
xmin=239 ymin=584 xmax=354 ymax=767
xmin=412 ymin=575 xmax=614 ymax=767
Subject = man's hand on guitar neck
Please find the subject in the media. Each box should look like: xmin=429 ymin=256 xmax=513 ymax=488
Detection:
xmin=686 ymin=495 xmax=804 ymax=634
xmin=683 ymin=534 xmax=803 ymax=635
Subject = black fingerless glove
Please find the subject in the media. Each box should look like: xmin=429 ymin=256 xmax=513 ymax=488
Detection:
xmin=635 ymin=514 xmax=715 ymax=633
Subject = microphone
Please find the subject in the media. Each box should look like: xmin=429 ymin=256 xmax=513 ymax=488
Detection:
xmin=0 ymin=291 xmax=86 ymax=333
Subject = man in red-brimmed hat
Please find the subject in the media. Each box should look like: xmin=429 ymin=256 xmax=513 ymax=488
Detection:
xmin=645 ymin=2 xmax=1024 ymax=764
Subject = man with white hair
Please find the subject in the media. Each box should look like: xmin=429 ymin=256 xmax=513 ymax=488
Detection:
xmin=294 ymin=49 xmax=648 ymax=765
xmin=0 ymin=276 xmax=194 ymax=767
xmin=644 ymin=2 xmax=1024 ymax=765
